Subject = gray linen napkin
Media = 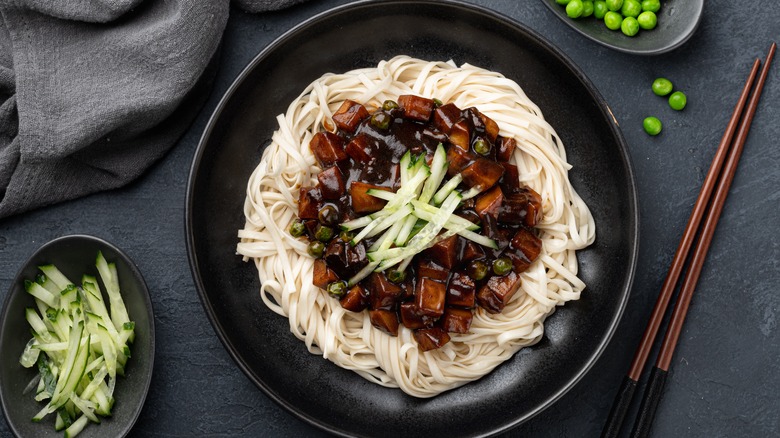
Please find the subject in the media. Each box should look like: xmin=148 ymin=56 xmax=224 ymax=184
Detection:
xmin=0 ymin=0 xmax=304 ymax=219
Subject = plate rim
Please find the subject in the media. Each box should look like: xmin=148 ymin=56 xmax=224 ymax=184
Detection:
xmin=185 ymin=0 xmax=640 ymax=435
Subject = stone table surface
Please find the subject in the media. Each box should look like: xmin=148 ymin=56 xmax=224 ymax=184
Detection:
xmin=1 ymin=1 xmax=778 ymax=437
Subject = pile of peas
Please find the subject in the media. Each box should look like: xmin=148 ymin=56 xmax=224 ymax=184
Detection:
xmin=556 ymin=0 xmax=661 ymax=37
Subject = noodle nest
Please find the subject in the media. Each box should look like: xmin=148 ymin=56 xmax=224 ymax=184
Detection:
xmin=237 ymin=56 xmax=595 ymax=398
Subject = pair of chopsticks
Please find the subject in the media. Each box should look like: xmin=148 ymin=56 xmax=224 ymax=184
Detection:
xmin=602 ymin=41 xmax=776 ymax=438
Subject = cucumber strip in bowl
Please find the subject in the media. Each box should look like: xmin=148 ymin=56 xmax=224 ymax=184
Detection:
xmin=19 ymin=253 xmax=135 ymax=437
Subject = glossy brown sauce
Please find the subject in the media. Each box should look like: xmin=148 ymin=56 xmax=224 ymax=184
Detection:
xmin=299 ymin=96 xmax=544 ymax=351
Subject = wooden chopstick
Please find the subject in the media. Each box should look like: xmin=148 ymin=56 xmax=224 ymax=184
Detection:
xmin=601 ymin=41 xmax=776 ymax=438
xmin=629 ymin=41 xmax=776 ymax=438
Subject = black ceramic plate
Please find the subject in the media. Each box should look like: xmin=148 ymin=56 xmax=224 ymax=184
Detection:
xmin=542 ymin=0 xmax=703 ymax=55
xmin=0 ymin=235 xmax=155 ymax=438
xmin=186 ymin=1 xmax=638 ymax=436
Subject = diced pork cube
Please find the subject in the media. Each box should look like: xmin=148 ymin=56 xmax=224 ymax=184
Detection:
xmin=323 ymin=239 xmax=368 ymax=279
xmin=474 ymin=185 xmax=504 ymax=218
xmin=340 ymin=285 xmax=369 ymax=312
xmin=413 ymin=327 xmax=451 ymax=351
xmin=317 ymin=166 xmax=346 ymax=200
xmin=345 ymin=134 xmax=373 ymax=164
xmin=350 ymin=181 xmax=391 ymax=214
xmin=298 ymin=187 xmax=322 ymax=219
xmin=398 ymin=95 xmax=435 ymax=122
xmin=477 ymin=110 xmax=499 ymax=142
xmin=448 ymin=118 xmax=472 ymax=150
xmin=310 ymin=132 xmax=347 ymax=167
xmin=432 ymin=103 xmax=462 ymax=135
xmin=366 ymin=272 xmax=404 ymax=310
xmin=399 ymin=302 xmax=436 ymax=329
xmin=461 ymin=240 xmax=486 ymax=264
xmin=446 ymin=272 xmax=476 ymax=308
xmin=498 ymin=187 xmax=543 ymax=227
xmin=440 ymin=307 xmax=473 ymax=333
xmin=312 ymin=258 xmax=339 ymax=290
xmin=422 ymin=234 xmax=459 ymax=270
xmin=369 ymin=310 xmax=399 ymax=336
xmin=416 ymin=259 xmax=450 ymax=282
xmin=496 ymin=136 xmax=517 ymax=162
xmin=498 ymin=162 xmax=521 ymax=194
xmin=461 ymin=158 xmax=505 ymax=190
xmin=446 ymin=144 xmax=476 ymax=177
xmin=332 ymin=100 xmax=369 ymax=133
xmin=476 ymin=271 xmax=522 ymax=313
xmin=507 ymin=228 xmax=542 ymax=273
xmin=415 ymin=277 xmax=447 ymax=318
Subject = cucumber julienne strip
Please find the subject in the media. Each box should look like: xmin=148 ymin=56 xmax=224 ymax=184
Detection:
xmin=95 ymin=252 xmax=130 ymax=332
xmin=369 ymin=218 xmax=407 ymax=252
xmin=362 ymin=204 xmax=414 ymax=240
xmin=25 ymin=280 xmax=58 ymax=308
xmin=365 ymin=189 xmax=395 ymax=202
xmin=340 ymin=144 xmax=500 ymax=273
xmin=20 ymin=253 xmax=135 ymax=437
xmin=377 ymin=226 xmax=466 ymax=271
xmin=393 ymin=215 xmax=419 ymax=247
xmin=419 ymin=143 xmax=447 ymax=204
xmin=37 ymin=265 xmax=74 ymax=292
xmin=410 ymin=201 xmax=480 ymax=230
xmin=432 ymin=174 xmax=463 ymax=205
xmin=371 ymin=192 xmax=463 ymax=270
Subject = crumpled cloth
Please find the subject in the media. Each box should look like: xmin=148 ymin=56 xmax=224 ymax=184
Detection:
xmin=0 ymin=0 xmax=304 ymax=219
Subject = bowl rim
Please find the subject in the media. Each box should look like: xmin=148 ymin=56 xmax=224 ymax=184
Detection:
xmin=0 ymin=234 xmax=156 ymax=438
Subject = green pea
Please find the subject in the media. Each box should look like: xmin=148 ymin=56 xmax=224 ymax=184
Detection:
xmin=641 ymin=0 xmax=660 ymax=13
xmin=469 ymin=260 xmax=489 ymax=281
xmin=382 ymin=100 xmax=399 ymax=111
xmin=604 ymin=11 xmax=623 ymax=30
xmin=326 ymin=281 xmax=347 ymax=298
xmin=593 ymin=1 xmax=608 ymax=19
xmin=371 ymin=112 xmax=391 ymax=130
xmin=289 ymin=219 xmax=306 ymax=238
xmin=308 ymin=240 xmax=325 ymax=258
xmin=318 ymin=204 xmax=339 ymax=226
xmin=621 ymin=0 xmax=642 ymax=18
xmin=637 ymin=11 xmax=657 ymax=29
xmin=339 ymin=230 xmax=354 ymax=243
xmin=387 ymin=269 xmax=407 ymax=284
xmin=492 ymin=257 xmax=513 ymax=276
xmin=668 ymin=91 xmax=687 ymax=110
xmin=652 ymin=78 xmax=673 ymax=96
xmin=315 ymin=224 xmax=334 ymax=242
xmin=605 ymin=0 xmax=623 ymax=12
xmin=643 ymin=117 xmax=662 ymax=136
xmin=566 ymin=0 xmax=584 ymax=18
xmin=556 ymin=0 xmax=571 ymax=4
xmin=621 ymin=16 xmax=640 ymax=36
xmin=582 ymin=1 xmax=595 ymax=17
xmin=473 ymin=138 xmax=491 ymax=156
xmin=433 ymin=98 xmax=443 ymax=107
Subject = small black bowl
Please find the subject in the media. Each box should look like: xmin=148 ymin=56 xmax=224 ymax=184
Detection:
xmin=0 ymin=235 xmax=155 ymax=438
xmin=542 ymin=0 xmax=704 ymax=55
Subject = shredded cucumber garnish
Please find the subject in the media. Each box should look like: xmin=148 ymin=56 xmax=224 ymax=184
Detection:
xmin=19 ymin=254 xmax=135 ymax=437
xmin=341 ymin=143 xmax=497 ymax=273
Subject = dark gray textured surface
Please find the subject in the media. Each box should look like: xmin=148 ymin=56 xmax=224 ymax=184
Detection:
xmin=1 ymin=1 xmax=777 ymax=436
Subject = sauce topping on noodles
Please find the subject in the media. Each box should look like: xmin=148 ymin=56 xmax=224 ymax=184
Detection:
xmin=292 ymin=95 xmax=544 ymax=351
